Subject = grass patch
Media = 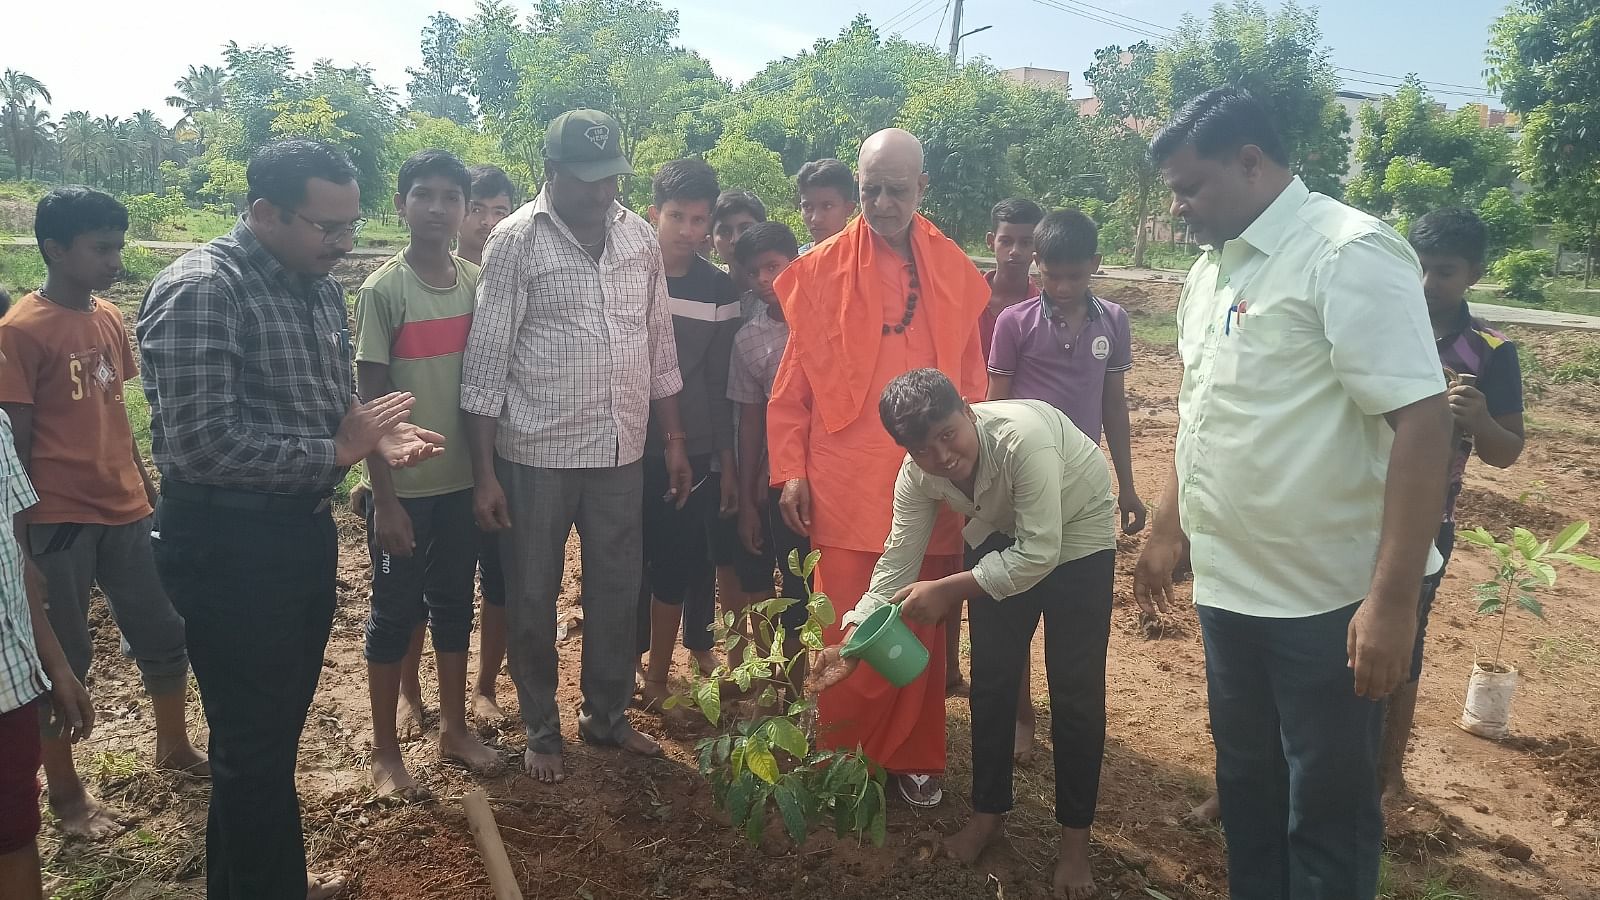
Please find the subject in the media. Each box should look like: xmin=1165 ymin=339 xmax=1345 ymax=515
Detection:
xmin=1471 ymin=277 xmax=1600 ymax=318
xmin=0 ymin=245 xmax=46 ymax=296
xmin=1103 ymin=243 xmax=1201 ymax=272
xmin=1129 ymin=312 xmax=1178 ymax=348
xmin=88 ymin=749 xmax=142 ymax=781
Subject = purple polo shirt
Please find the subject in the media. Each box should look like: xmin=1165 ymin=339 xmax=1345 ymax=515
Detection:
xmin=987 ymin=293 xmax=1132 ymax=442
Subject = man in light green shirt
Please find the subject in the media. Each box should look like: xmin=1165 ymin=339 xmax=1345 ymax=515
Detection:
xmin=1133 ymin=88 xmax=1451 ymax=900
xmin=812 ymin=369 xmax=1117 ymax=899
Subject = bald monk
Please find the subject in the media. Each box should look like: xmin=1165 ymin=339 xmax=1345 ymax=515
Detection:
xmin=770 ymin=129 xmax=987 ymax=807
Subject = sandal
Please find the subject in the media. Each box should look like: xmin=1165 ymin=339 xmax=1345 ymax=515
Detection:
xmin=896 ymin=774 xmax=944 ymax=808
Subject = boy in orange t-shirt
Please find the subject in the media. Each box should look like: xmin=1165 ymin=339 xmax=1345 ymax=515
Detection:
xmin=0 ymin=187 xmax=206 ymax=840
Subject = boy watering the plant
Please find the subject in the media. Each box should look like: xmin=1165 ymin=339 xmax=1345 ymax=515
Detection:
xmin=986 ymin=207 xmax=1145 ymax=763
xmin=1379 ymin=206 xmax=1525 ymax=797
xmin=355 ymin=149 xmax=503 ymax=798
xmin=811 ymin=369 xmax=1118 ymax=900
xmin=637 ymin=159 xmax=742 ymax=711
xmin=726 ymin=222 xmax=809 ymax=672
xmin=0 ymin=187 xmax=207 ymax=839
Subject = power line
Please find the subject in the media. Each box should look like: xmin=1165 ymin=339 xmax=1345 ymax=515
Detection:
xmin=1026 ymin=0 xmax=1497 ymax=100
xmin=935 ymin=0 xmax=954 ymax=53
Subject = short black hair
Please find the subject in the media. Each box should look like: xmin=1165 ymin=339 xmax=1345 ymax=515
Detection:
xmin=34 ymin=186 xmax=129 ymax=264
xmin=469 ymin=164 xmax=518 ymax=204
xmin=713 ymin=190 xmax=767 ymax=229
xmin=1409 ymin=207 xmax=1488 ymax=267
xmin=398 ymin=149 xmax=471 ymax=201
xmin=1033 ymin=208 xmax=1099 ymax=264
xmin=796 ymin=159 xmax=857 ymax=203
xmin=1149 ymin=87 xmax=1289 ymax=168
xmin=652 ymin=158 xmax=720 ymax=210
xmin=733 ymin=221 xmax=800 ymax=266
xmin=246 ymin=139 xmax=359 ymax=209
xmin=992 ymin=197 xmax=1045 ymax=230
xmin=880 ymin=368 xmax=965 ymax=449
xmin=0 ymin=285 xmax=11 ymax=318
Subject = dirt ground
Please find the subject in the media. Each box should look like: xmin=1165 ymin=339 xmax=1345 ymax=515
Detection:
xmin=39 ymin=271 xmax=1600 ymax=900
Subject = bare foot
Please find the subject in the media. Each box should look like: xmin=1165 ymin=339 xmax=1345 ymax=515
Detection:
xmin=639 ymin=679 xmax=673 ymax=712
xmin=396 ymin=692 xmax=426 ymax=742
xmin=155 ymin=741 xmax=211 ymax=777
xmin=307 ymin=870 xmax=349 ymax=900
xmin=1184 ymin=792 xmax=1220 ymax=826
xmin=942 ymin=813 xmax=1004 ymax=864
xmin=1014 ymin=716 xmax=1036 ymax=766
xmin=439 ymin=730 xmax=504 ymax=776
xmin=690 ymin=650 xmax=719 ymax=676
xmin=471 ymin=691 xmax=506 ymax=723
xmin=51 ymin=792 xmax=122 ymax=840
xmin=1053 ymin=827 xmax=1098 ymax=899
xmin=524 ymin=749 xmax=566 ymax=784
xmin=370 ymin=748 xmax=430 ymax=801
xmin=617 ymin=725 xmax=663 ymax=759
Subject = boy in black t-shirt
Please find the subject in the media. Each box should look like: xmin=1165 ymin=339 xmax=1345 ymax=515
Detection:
xmin=637 ymin=160 xmax=742 ymax=711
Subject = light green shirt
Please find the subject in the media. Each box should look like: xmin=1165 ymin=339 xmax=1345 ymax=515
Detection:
xmin=1175 ymin=177 xmax=1445 ymax=618
xmin=848 ymin=400 xmax=1115 ymax=627
xmin=354 ymin=252 xmax=480 ymax=499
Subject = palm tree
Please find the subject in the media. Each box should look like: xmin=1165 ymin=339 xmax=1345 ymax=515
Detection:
xmin=96 ymin=115 xmax=132 ymax=191
xmin=2 ymin=69 xmax=52 ymax=174
xmin=166 ymin=64 xmax=226 ymax=147
xmin=130 ymin=110 xmax=168 ymax=191
xmin=17 ymin=105 xmax=54 ymax=180
xmin=60 ymin=111 xmax=100 ymax=185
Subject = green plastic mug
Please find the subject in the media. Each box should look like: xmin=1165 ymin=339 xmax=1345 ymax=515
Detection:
xmin=841 ymin=604 xmax=929 ymax=687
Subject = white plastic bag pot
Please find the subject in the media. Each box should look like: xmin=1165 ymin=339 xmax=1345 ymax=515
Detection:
xmin=1459 ymin=661 xmax=1518 ymax=740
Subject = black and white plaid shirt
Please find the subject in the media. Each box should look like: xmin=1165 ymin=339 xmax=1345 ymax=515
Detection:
xmin=137 ymin=221 xmax=354 ymax=494
xmin=461 ymin=189 xmax=682 ymax=468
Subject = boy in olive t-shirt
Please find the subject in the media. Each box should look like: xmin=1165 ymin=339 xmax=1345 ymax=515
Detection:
xmin=354 ymin=150 xmax=502 ymax=798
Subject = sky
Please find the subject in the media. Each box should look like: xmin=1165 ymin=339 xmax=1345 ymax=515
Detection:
xmin=3 ymin=0 xmax=1511 ymax=126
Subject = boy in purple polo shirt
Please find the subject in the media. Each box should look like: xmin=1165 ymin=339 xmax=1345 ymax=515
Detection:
xmin=987 ymin=208 xmax=1146 ymax=762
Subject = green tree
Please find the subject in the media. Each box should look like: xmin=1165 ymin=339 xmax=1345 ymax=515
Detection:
xmin=1344 ymin=78 xmax=1516 ymax=218
xmin=385 ymin=113 xmax=533 ymax=198
xmin=705 ymin=130 xmax=798 ymax=233
xmin=1380 ymin=157 xmax=1455 ymax=221
xmin=897 ymin=65 xmax=1026 ymax=243
xmin=460 ymin=0 xmax=529 ymax=125
xmin=2 ymin=69 xmax=52 ymax=176
xmin=1489 ymin=0 xmax=1600 ymax=286
xmin=407 ymin=12 xmax=475 ymax=125
xmin=269 ymin=96 xmax=357 ymax=146
xmin=165 ymin=64 xmax=228 ymax=144
xmin=1085 ymin=42 xmax=1162 ymax=265
xmin=1152 ymin=0 xmax=1351 ymax=195
xmin=1477 ymin=187 xmax=1533 ymax=258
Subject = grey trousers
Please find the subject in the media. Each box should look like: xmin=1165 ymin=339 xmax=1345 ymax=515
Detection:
xmin=29 ymin=517 xmax=189 ymax=707
xmin=496 ymin=458 xmax=643 ymax=755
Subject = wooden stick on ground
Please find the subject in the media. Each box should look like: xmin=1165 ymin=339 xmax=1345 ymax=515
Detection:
xmin=463 ymin=789 xmax=524 ymax=900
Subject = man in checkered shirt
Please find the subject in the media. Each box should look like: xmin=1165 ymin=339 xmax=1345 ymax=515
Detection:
xmin=139 ymin=140 xmax=444 ymax=900
xmin=462 ymin=110 xmax=691 ymax=785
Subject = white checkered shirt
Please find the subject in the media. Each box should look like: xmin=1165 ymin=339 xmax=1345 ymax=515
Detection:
xmin=727 ymin=304 xmax=789 ymax=405
xmin=0 ymin=410 xmax=48 ymax=715
xmin=461 ymin=189 xmax=683 ymax=468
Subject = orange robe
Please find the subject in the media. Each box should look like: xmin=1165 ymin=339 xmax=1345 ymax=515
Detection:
xmin=768 ymin=214 xmax=987 ymax=773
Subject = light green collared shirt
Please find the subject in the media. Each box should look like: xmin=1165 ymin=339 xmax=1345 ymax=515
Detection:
xmin=847 ymin=400 xmax=1115 ymax=627
xmin=1175 ymin=177 xmax=1445 ymax=618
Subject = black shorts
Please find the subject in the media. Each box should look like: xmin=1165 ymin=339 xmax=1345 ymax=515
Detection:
xmin=768 ymin=487 xmax=811 ymax=630
xmin=641 ymin=453 xmax=716 ymax=605
xmin=710 ymin=505 xmax=782 ymax=595
xmin=1411 ymin=523 xmax=1456 ymax=683
xmin=479 ymin=528 xmax=506 ymax=607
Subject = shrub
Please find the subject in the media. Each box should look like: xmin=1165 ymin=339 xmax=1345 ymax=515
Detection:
xmin=1491 ymin=249 xmax=1554 ymax=303
xmin=123 ymin=193 xmax=189 ymax=240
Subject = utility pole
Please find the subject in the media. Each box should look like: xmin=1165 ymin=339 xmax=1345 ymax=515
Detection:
xmin=947 ymin=0 xmax=964 ymax=64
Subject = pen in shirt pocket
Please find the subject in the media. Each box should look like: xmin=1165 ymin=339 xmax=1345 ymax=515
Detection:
xmin=1224 ymin=299 xmax=1249 ymax=335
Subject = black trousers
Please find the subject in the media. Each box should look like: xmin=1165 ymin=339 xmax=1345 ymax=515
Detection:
xmin=965 ymin=537 xmax=1114 ymax=828
xmin=152 ymin=494 xmax=338 ymax=900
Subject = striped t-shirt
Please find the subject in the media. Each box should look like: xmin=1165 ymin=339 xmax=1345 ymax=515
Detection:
xmin=644 ymin=255 xmax=741 ymax=459
xmin=354 ymin=252 xmax=480 ymax=498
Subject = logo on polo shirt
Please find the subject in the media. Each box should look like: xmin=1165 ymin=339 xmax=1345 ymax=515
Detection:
xmin=1092 ymin=335 xmax=1111 ymax=360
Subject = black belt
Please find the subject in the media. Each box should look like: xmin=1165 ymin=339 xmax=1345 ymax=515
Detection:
xmin=161 ymin=480 xmax=333 ymax=516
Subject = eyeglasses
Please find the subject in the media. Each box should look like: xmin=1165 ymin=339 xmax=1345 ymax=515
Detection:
xmin=294 ymin=212 xmax=367 ymax=244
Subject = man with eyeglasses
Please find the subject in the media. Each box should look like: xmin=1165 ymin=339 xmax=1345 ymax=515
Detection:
xmin=138 ymin=139 xmax=443 ymax=900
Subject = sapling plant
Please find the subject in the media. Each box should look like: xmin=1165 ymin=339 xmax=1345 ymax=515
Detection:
xmin=1459 ymin=521 xmax=1600 ymax=669
xmin=667 ymin=549 xmax=889 ymax=848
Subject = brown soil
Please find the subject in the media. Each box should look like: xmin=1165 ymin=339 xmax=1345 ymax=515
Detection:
xmin=39 ymin=277 xmax=1600 ymax=900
